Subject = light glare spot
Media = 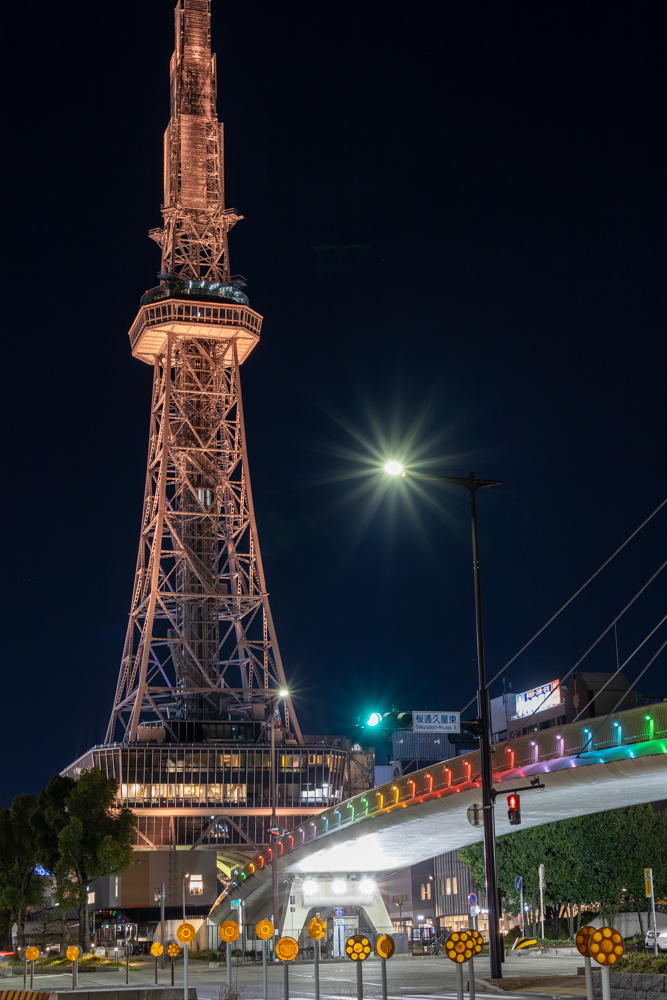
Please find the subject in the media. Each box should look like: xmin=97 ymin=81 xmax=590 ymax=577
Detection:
xmin=384 ymin=460 xmax=404 ymax=476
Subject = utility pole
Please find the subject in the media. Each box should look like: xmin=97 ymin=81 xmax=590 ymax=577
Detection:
xmin=538 ymin=865 xmax=545 ymax=940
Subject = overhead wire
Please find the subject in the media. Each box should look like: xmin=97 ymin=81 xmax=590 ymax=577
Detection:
xmin=459 ymin=494 xmax=667 ymax=715
xmin=576 ymin=636 xmax=667 ymax=757
xmin=460 ymin=555 xmax=667 ymax=760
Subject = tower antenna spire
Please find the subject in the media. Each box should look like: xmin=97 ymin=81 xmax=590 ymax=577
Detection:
xmin=149 ymin=0 xmax=241 ymax=285
xmin=106 ymin=0 xmax=301 ymax=746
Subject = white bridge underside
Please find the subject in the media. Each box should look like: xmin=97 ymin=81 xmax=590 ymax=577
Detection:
xmin=209 ymin=742 xmax=667 ymax=923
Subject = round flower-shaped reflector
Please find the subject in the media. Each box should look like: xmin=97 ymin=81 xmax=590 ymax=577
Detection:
xmin=445 ymin=930 xmax=483 ymax=963
xmin=346 ymin=935 xmax=372 ymax=961
xmin=590 ymin=927 xmax=624 ymax=966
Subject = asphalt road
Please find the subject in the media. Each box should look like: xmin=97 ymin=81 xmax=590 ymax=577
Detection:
xmin=14 ymin=951 xmax=586 ymax=1000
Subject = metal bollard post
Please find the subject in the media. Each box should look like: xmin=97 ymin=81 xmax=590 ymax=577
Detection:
xmin=126 ymin=951 xmax=129 ymax=984
xmin=155 ymin=955 xmax=158 ymax=984
xmin=584 ymin=956 xmax=593 ymax=1000
xmin=30 ymin=960 xmax=34 ymax=989
xmin=74 ymin=958 xmax=79 ymax=989
xmin=600 ymin=965 xmax=611 ymax=1000
xmin=227 ymin=941 xmax=232 ymax=986
xmin=263 ymin=939 xmax=268 ymax=1000
xmin=184 ymin=943 xmax=189 ymax=1000
xmin=171 ymin=955 xmax=175 ymax=986
xmin=468 ymin=957 xmax=475 ymax=1000
xmin=455 ymin=962 xmax=464 ymax=1000
xmin=381 ymin=957 xmax=387 ymax=1000
xmin=23 ymin=958 xmax=27 ymax=989
xmin=284 ymin=960 xmax=290 ymax=1000
xmin=314 ymin=938 xmax=320 ymax=1000
xmin=356 ymin=959 xmax=363 ymax=1000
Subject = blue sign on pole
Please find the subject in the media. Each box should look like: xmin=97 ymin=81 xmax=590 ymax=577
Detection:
xmin=468 ymin=893 xmax=477 ymax=907
xmin=515 ymin=876 xmax=522 ymax=893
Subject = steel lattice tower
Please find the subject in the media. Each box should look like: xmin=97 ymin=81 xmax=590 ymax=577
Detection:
xmin=106 ymin=0 xmax=301 ymax=746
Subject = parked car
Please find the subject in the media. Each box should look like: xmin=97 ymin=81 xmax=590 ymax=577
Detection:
xmin=644 ymin=929 xmax=667 ymax=952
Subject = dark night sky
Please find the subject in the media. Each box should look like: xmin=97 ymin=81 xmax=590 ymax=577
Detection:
xmin=3 ymin=1 xmax=667 ymax=805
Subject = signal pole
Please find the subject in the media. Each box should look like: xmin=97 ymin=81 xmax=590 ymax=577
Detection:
xmin=383 ymin=466 xmax=503 ymax=978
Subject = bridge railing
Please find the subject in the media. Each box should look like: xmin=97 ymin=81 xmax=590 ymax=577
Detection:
xmin=223 ymin=701 xmax=666 ymax=902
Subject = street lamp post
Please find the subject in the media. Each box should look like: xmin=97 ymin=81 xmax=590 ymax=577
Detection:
xmin=384 ymin=464 xmax=503 ymax=979
xmin=181 ymin=872 xmax=190 ymax=922
xmin=268 ymin=689 xmax=288 ymax=949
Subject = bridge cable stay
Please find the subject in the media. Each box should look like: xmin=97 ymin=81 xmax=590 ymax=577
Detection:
xmin=459 ymin=493 xmax=667 ymax=714
xmin=402 ymin=582 xmax=667 ymax=776
xmin=452 ymin=555 xmax=667 ymax=770
xmin=575 ymin=635 xmax=667 ymax=757
xmin=569 ymin=609 xmax=667 ymax=724
xmin=497 ymin=554 xmax=667 ymax=726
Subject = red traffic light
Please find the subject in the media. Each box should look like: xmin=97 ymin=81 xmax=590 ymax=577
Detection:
xmin=507 ymin=793 xmax=521 ymax=826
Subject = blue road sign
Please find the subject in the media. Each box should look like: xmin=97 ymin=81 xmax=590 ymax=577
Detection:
xmin=515 ymin=876 xmax=522 ymax=892
xmin=468 ymin=893 xmax=477 ymax=907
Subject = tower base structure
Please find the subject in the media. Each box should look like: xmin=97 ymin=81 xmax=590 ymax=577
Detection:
xmin=63 ymin=733 xmax=350 ymax=853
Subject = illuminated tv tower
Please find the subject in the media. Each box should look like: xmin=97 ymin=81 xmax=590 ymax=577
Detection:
xmin=106 ymin=0 xmax=301 ymax=746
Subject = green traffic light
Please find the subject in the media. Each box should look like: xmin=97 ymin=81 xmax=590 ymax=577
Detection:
xmin=366 ymin=712 xmax=383 ymax=727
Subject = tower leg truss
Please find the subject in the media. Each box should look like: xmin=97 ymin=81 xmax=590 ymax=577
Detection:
xmin=106 ymin=334 xmax=300 ymax=744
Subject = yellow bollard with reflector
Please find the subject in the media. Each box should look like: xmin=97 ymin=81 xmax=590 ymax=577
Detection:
xmin=256 ymin=920 xmax=274 ymax=1000
xmin=151 ymin=941 xmax=163 ymax=983
xmin=308 ymin=917 xmax=326 ymax=1000
xmin=67 ymin=945 xmax=79 ymax=990
xmin=168 ymin=942 xmax=180 ymax=986
xmin=375 ymin=933 xmax=395 ymax=1000
xmin=346 ymin=935 xmax=371 ymax=1000
xmin=219 ymin=919 xmax=240 ymax=987
xmin=276 ymin=937 xmax=299 ymax=1000
xmin=445 ymin=930 xmax=483 ymax=1000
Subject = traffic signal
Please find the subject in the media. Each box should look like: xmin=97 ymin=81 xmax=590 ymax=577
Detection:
xmin=507 ymin=793 xmax=521 ymax=825
xmin=363 ymin=711 xmax=411 ymax=730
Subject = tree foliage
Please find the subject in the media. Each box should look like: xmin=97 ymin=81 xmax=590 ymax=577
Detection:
xmin=0 ymin=796 xmax=46 ymax=951
xmin=459 ymin=804 xmax=667 ymax=937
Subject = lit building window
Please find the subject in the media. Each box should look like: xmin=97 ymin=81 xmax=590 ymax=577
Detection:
xmin=420 ymin=883 xmax=431 ymax=900
xmin=114 ymin=878 xmax=119 ymax=899
xmin=446 ymin=878 xmax=451 ymax=895
xmin=452 ymin=877 xmax=458 ymax=895
xmin=189 ymin=875 xmax=203 ymax=895
xmin=87 ymin=891 xmax=95 ymax=904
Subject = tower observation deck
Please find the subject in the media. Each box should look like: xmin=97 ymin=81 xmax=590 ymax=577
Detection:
xmin=62 ymin=0 xmax=358 ymax=860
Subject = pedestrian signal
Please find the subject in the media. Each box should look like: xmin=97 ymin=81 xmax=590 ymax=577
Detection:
xmin=507 ymin=793 xmax=521 ymax=826
xmin=590 ymin=927 xmax=624 ymax=966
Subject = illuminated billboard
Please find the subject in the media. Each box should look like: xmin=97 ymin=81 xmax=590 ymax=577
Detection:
xmin=513 ymin=680 xmax=561 ymax=719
